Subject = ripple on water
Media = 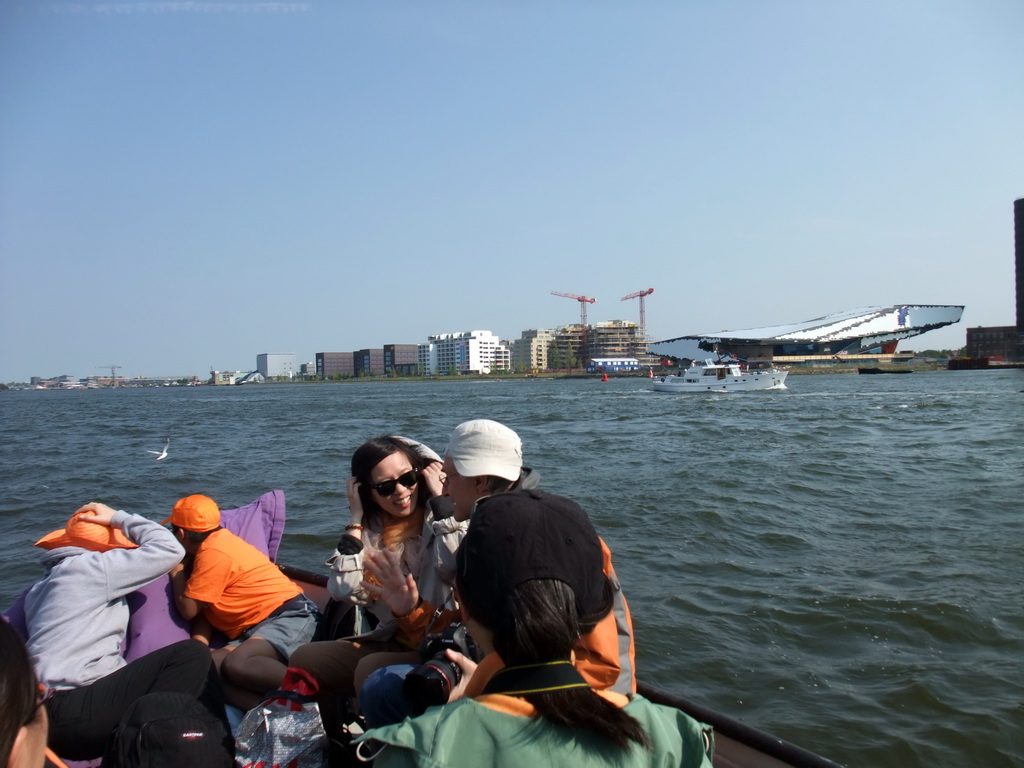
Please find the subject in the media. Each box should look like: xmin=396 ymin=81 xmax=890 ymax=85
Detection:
xmin=2 ymin=375 xmax=1023 ymax=767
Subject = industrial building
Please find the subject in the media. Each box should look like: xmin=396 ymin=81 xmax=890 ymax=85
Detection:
xmin=257 ymin=353 xmax=295 ymax=379
xmin=965 ymin=327 xmax=1019 ymax=360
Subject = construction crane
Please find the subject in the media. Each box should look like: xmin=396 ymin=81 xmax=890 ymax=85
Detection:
xmin=621 ymin=288 xmax=654 ymax=329
xmin=550 ymin=291 xmax=597 ymax=328
xmin=95 ymin=365 xmax=122 ymax=388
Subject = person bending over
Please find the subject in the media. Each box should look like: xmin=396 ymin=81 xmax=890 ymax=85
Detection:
xmin=24 ymin=503 xmax=219 ymax=760
xmin=168 ymin=494 xmax=320 ymax=711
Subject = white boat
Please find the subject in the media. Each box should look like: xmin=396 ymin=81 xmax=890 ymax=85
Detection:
xmin=652 ymin=359 xmax=788 ymax=393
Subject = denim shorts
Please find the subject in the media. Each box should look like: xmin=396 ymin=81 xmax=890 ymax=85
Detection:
xmin=235 ymin=596 xmax=320 ymax=661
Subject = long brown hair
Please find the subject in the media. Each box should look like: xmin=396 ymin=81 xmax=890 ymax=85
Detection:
xmin=0 ymin=620 xmax=41 ymax=764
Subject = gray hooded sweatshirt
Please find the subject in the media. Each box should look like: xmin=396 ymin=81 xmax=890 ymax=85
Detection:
xmin=24 ymin=510 xmax=184 ymax=691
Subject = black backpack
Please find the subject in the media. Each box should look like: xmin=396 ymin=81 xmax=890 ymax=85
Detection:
xmin=105 ymin=691 xmax=233 ymax=768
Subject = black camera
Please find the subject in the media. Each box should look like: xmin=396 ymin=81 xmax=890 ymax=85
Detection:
xmin=403 ymin=623 xmax=480 ymax=714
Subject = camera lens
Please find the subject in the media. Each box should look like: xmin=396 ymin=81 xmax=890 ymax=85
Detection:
xmin=403 ymin=655 xmax=463 ymax=714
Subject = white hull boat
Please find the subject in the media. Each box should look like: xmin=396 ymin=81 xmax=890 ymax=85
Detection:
xmin=653 ymin=359 xmax=788 ymax=393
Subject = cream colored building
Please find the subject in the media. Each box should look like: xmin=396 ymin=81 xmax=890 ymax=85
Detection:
xmin=510 ymin=328 xmax=556 ymax=372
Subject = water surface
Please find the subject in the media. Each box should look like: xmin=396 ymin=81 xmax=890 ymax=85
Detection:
xmin=2 ymin=371 xmax=1022 ymax=766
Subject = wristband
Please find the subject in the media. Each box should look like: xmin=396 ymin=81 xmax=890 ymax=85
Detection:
xmin=345 ymin=524 xmax=364 ymax=531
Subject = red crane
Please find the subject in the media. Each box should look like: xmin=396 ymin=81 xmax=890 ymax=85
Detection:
xmin=551 ymin=291 xmax=597 ymax=327
xmin=621 ymin=288 xmax=654 ymax=329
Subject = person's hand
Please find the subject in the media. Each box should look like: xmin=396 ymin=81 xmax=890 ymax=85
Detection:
xmin=362 ymin=548 xmax=420 ymax=617
xmin=73 ymin=502 xmax=118 ymax=527
xmin=421 ymin=460 xmax=445 ymax=498
xmin=345 ymin=476 xmax=364 ymax=525
xmin=444 ymin=649 xmax=478 ymax=702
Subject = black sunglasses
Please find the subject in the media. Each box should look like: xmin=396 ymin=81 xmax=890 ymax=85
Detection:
xmin=370 ymin=469 xmax=419 ymax=497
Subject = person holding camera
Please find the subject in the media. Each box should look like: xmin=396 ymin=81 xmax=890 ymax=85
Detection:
xmin=287 ymin=435 xmax=448 ymax=729
xmin=358 ymin=420 xmax=636 ymax=728
xmin=357 ymin=490 xmax=713 ymax=768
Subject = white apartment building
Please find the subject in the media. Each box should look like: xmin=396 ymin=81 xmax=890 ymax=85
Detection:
xmin=256 ymin=353 xmax=295 ymax=379
xmin=419 ymin=331 xmax=510 ymax=375
xmin=510 ymin=328 xmax=556 ymax=372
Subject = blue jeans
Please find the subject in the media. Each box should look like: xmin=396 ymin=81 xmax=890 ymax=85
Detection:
xmin=359 ymin=663 xmax=416 ymax=728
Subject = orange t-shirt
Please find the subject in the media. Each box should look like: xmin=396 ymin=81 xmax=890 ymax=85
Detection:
xmin=184 ymin=528 xmax=301 ymax=638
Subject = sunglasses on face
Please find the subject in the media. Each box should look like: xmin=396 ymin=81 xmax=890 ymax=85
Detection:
xmin=370 ymin=469 xmax=419 ymax=497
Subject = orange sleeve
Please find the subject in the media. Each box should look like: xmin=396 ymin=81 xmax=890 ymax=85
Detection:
xmin=573 ymin=538 xmax=637 ymax=693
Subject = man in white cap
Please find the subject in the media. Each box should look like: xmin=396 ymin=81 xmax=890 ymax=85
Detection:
xmin=439 ymin=418 xmax=534 ymax=522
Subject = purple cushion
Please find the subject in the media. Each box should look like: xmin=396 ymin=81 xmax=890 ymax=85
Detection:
xmin=5 ymin=491 xmax=288 ymax=663
xmin=220 ymin=489 xmax=286 ymax=561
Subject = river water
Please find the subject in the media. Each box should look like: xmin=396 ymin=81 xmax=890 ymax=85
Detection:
xmin=2 ymin=371 xmax=1022 ymax=767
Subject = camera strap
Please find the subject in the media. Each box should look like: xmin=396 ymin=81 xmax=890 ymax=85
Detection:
xmin=482 ymin=660 xmax=589 ymax=696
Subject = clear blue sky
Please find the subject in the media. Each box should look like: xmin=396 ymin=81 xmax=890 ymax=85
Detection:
xmin=1 ymin=1 xmax=1021 ymax=381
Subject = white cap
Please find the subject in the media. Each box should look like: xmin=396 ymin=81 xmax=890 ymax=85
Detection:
xmin=445 ymin=420 xmax=523 ymax=482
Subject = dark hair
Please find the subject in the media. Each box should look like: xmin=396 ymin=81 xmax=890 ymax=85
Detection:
xmin=0 ymin=620 xmax=40 ymax=764
xmin=172 ymin=525 xmax=222 ymax=544
xmin=351 ymin=436 xmax=436 ymax=520
xmin=457 ymin=575 xmax=650 ymax=751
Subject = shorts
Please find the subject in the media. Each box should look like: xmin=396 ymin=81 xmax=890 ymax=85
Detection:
xmin=234 ymin=596 xmax=321 ymax=661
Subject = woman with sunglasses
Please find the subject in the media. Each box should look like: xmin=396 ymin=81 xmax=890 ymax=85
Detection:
xmin=289 ymin=435 xmax=445 ymax=730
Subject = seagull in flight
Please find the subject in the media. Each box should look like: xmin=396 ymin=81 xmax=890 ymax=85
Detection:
xmin=147 ymin=437 xmax=170 ymax=461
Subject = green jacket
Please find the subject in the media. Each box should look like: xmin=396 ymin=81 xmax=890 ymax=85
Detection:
xmin=358 ymin=693 xmax=714 ymax=768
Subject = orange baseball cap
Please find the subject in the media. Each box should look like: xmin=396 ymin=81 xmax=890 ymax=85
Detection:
xmin=35 ymin=513 xmax=139 ymax=552
xmin=162 ymin=494 xmax=221 ymax=532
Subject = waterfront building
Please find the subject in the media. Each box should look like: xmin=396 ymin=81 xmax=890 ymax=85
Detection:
xmin=510 ymin=328 xmax=555 ymax=372
xmin=586 ymin=357 xmax=640 ymax=373
xmin=965 ymin=326 xmax=1019 ymax=360
xmin=235 ymin=371 xmax=265 ymax=385
xmin=589 ymin=320 xmax=648 ymax=360
xmin=549 ymin=325 xmax=587 ymax=370
xmin=257 ymin=353 xmax=295 ymax=379
xmin=384 ymin=344 xmax=420 ymax=376
xmin=419 ymin=330 xmax=510 ymax=375
xmin=316 ymin=352 xmax=355 ymax=379
xmin=355 ymin=348 xmax=386 ymax=377
xmin=649 ymin=305 xmax=965 ymax=365
xmin=211 ymin=371 xmax=250 ymax=386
